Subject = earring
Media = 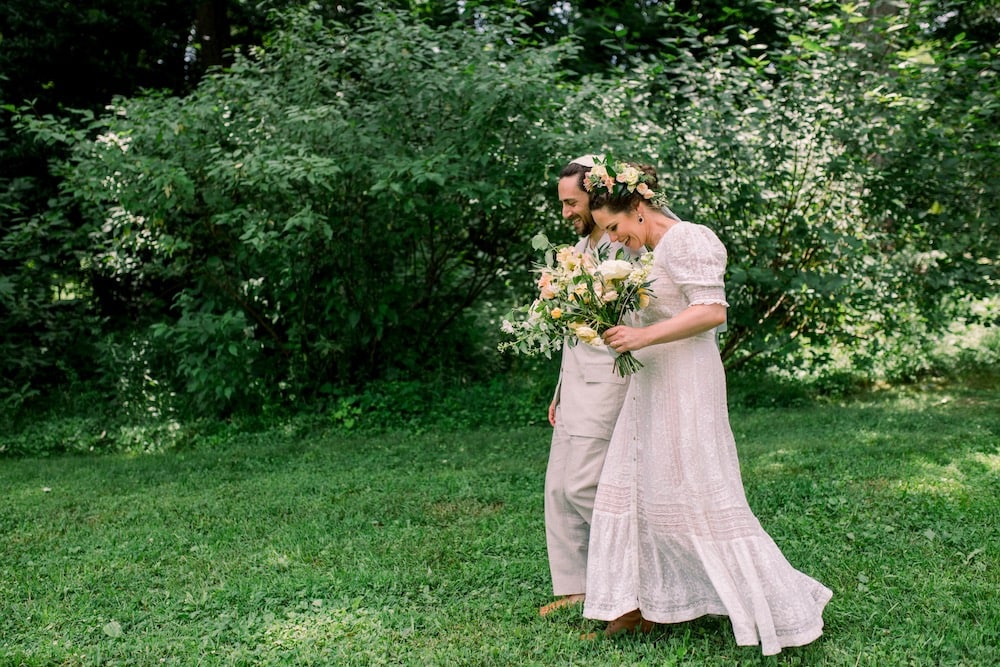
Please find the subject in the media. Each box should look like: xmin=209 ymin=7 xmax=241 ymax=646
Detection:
xmin=638 ymin=214 xmax=644 ymax=225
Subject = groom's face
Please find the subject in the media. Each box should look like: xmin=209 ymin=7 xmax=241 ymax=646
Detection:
xmin=557 ymin=176 xmax=595 ymax=237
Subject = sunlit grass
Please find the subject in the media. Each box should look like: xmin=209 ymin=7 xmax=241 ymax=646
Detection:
xmin=1 ymin=380 xmax=997 ymax=665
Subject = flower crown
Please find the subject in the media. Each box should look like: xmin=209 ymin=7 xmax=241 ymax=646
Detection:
xmin=583 ymin=159 xmax=669 ymax=210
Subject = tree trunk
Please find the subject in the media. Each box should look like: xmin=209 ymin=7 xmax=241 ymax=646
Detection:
xmin=195 ymin=0 xmax=231 ymax=69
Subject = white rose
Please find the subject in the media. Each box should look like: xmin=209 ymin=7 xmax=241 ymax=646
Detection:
xmin=596 ymin=259 xmax=634 ymax=281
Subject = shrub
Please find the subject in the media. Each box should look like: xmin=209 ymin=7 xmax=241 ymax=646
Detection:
xmin=613 ymin=2 xmax=997 ymax=376
xmin=17 ymin=7 xmax=586 ymax=413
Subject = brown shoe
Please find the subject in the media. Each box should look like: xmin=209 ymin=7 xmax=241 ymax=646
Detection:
xmin=603 ymin=609 xmax=655 ymax=637
xmin=539 ymin=594 xmax=585 ymax=617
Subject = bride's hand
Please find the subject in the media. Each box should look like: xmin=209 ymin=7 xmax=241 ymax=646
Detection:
xmin=603 ymin=325 xmax=645 ymax=353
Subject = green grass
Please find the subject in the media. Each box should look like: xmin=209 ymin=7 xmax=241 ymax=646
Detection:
xmin=2 ymin=380 xmax=998 ymax=666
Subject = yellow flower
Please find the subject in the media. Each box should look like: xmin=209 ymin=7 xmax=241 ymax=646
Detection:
xmin=556 ymin=246 xmax=581 ymax=270
xmin=550 ymin=307 xmax=562 ymax=319
xmin=638 ymin=289 xmax=650 ymax=309
xmin=574 ymin=325 xmax=599 ymax=344
xmin=617 ymin=165 xmax=641 ymax=188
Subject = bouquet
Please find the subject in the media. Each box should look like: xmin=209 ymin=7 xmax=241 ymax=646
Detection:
xmin=499 ymin=233 xmax=655 ymax=376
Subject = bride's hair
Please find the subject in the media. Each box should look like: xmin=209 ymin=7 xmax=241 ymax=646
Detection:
xmin=588 ymin=161 xmax=680 ymax=220
xmin=588 ymin=162 xmax=658 ymax=213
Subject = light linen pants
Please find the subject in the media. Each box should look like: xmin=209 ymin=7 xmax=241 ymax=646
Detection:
xmin=544 ymin=408 xmax=612 ymax=595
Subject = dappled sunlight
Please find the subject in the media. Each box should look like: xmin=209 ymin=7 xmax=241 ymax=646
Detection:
xmin=263 ymin=549 xmax=295 ymax=571
xmin=752 ymin=448 xmax=798 ymax=474
xmin=894 ymin=460 xmax=967 ymax=496
xmin=890 ymin=393 xmax=961 ymax=411
xmin=892 ymin=446 xmax=998 ymax=497
xmin=247 ymin=602 xmax=401 ymax=662
xmin=969 ymin=451 xmax=1000 ymax=473
xmin=260 ymin=603 xmax=381 ymax=644
xmin=855 ymin=428 xmax=887 ymax=446
xmin=116 ymin=421 xmax=183 ymax=455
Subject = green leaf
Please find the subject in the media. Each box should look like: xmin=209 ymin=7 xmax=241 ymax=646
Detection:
xmin=103 ymin=620 xmax=123 ymax=638
xmin=531 ymin=233 xmax=550 ymax=250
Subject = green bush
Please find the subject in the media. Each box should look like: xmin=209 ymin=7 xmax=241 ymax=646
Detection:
xmin=612 ymin=2 xmax=998 ymax=376
xmin=0 ymin=370 xmax=556 ymax=457
xmin=17 ymin=7 xmax=590 ymax=414
xmin=8 ymin=3 xmax=996 ymax=415
xmin=327 ymin=371 xmax=556 ymax=434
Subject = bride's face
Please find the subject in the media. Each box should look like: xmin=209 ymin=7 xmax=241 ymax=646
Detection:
xmin=593 ymin=208 xmax=644 ymax=250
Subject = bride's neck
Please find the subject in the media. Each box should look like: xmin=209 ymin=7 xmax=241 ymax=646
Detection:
xmin=646 ymin=214 xmax=680 ymax=249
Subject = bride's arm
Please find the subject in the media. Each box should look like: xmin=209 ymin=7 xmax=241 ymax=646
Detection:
xmin=603 ymin=303 xmax=727 ymax=353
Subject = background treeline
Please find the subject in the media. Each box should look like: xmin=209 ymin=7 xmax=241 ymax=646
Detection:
xmin=1 ymin=0 xmax=997 ymax=420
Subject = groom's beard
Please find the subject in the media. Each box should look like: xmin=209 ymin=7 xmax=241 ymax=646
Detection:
xmin=572 ymin=214 xmax=594 ymax=237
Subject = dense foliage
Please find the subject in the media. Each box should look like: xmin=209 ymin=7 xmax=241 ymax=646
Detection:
xmin=10 ymin=8 xmax=600 ymax=413
xmin=3 ymin=1 xmax=997 ymax=415
xmin=615 ymin=2 xmax=999 ymax=371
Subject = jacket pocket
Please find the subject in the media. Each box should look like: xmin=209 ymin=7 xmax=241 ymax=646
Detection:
xmin=582 ymin=360 xmax=627 ymax=385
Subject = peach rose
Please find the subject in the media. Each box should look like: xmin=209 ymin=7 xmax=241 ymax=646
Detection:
xmin=537 ymin=272 xmax=556 ymax=300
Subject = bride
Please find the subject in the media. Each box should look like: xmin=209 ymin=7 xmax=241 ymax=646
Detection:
xmin=580 ymin=159 xmax=832 ymax=656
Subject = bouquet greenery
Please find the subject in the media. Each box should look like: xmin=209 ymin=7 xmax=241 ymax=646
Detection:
xmin=499 ymin=233 xmax=655 ymax=376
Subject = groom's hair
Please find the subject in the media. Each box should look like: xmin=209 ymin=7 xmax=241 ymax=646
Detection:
xmin=559 ymin=161 xmax=590 ymax=194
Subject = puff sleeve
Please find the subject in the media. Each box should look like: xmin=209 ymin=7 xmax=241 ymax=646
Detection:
xmin=661 ymin=222 xmax=729 ymax=308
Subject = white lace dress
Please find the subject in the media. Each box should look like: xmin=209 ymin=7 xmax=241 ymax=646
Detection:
xmin=583 ymin=222 xmax=832 ymax=656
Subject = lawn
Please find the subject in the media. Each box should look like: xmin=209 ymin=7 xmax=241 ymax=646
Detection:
xmin=2 ymin=379 xmax=998 ymax=666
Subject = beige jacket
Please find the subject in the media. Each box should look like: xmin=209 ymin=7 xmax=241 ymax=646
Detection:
xmin=551 ymin=235 xmax=636 ymax=439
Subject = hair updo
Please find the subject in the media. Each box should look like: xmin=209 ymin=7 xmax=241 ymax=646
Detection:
xmin=587 ymin=162 xmax=659 ymax=214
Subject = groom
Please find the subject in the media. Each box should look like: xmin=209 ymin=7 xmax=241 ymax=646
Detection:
xmin=540 ymin=155 xmax=634 ymax=616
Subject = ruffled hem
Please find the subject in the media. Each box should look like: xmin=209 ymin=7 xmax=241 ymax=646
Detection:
xmin=584 ymin=512 xmax=832 ymax=656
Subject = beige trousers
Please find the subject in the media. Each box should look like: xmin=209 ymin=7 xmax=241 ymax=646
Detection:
xmin=544 ymin=408 xmax=613 ymax=595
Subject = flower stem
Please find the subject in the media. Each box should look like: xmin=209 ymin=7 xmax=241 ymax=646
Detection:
xmin=614 ymin=352 xmax=644 ymax=376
